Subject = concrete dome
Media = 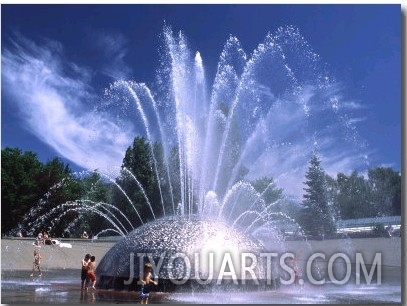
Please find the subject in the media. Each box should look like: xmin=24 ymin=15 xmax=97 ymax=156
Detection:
xmin=96 ymin=217 xmax=273 ymax=291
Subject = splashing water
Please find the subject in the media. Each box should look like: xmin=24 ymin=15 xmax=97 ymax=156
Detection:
xmin=101 ymin=25 xmax=365 ymax=227
xmin=18 ymin=24 xmax=367 ymax=241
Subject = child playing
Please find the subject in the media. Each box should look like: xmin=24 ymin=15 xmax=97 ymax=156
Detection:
xmin=81 ymin=254 xmax=91 ymax=290
xmin=139 ymin=263 xmax=158 ymax=304
xmin=85 ymin=255 xmax=97 ymax=291
xmin=30 ymin=249 xmax=42 ymax=277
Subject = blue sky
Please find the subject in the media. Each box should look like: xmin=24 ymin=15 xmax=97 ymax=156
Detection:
xmin=1 ymin=4 xmax=402 ymax=196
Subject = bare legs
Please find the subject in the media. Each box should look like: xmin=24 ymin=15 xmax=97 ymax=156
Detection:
xmin=30 ymin=264 xmax=41 ymax=277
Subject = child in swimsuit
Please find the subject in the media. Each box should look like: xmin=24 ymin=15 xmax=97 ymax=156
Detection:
xmin=140 ymin=263 xmax=158 ymax=304
xmin=30 ymin=249 xmax=42 ymax=277
xmin=81 ymin=254 xmax=91 ymax=290
xmin=85 ymin=255 xmax=97 ymax=290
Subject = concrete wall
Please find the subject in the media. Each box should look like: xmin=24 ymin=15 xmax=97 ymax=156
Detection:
xmin=1 ymin=237 xmax=401 ymax=271
xmin=1 ymin=238 xmax=117 ymax=271
xmin=282 ymin=237 xmax=401 ymax=267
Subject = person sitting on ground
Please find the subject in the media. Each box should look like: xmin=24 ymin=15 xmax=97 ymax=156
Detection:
xmin=386 ymin=225 xmax=394 ymax=238
xmin=43 ymin=232 xmax=53 ymax=245
xmin=81 ymin=231 xmax=89 ymax=239
xmin=139 ymin=263 xmax=158 ymax=304
xmin=34 ymin=233 xmax=44 ymax=246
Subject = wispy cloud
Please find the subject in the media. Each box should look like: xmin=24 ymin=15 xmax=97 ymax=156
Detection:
xmin=1 ymin=31 xmax=371 ymax=199
xmin=341 ymin=100 xmax=365 ymax=110
xmin=347 ymin=117 xmax=367 ymax=124
xmin=93 ymin=31 xmax=132 ymax=80
xmin=2 ymin=33 xmax=134 ymax=176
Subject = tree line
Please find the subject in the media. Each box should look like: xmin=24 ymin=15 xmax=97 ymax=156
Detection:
xmin=1 ymin=141 xmax=401 ymax=238
xmin=1 ymin=147 xmax=111 ymax=237
xmin=297 ymin=153 xmax=401 ymax=236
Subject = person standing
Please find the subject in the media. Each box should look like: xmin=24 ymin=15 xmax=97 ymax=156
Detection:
xmin=81 ymin=254 xmax=91 ymax=290
xmin=139 ymin=263 xmax=158 ymax=304
xmin=30 ymin=249 xmax=42 ymax=277
xmin=85 ymin=255 xmax=97 ymax=291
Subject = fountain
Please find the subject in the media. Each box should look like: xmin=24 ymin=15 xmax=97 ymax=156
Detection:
xmin=89 ymin=25 xmax=365 ymax=291
xmin=3 ymin=24 xmax=401 ymax=304
xmin=96 ymin=217 xmax=272 ymax=292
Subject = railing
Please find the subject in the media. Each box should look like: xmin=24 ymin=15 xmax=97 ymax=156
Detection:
xmin=3 ymin=236 xmax=122 ymax=243
xmin=336 ymin=216 xmax=401 ymax=233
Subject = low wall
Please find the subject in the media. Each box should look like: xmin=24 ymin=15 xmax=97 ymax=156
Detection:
xmin=1 ymin=237 xmax=401 ymax=272
xmin=1 ymin=238 xmax=117 ymax=271
xmin=282 ymin=237 xmax=401 ymax=267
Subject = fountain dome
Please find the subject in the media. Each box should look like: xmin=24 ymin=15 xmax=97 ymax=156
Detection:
xmin=96 ymin=217 xmax=275 ymax=291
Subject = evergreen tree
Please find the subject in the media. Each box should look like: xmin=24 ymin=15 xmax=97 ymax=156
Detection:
xmin=112 ymin=136 xmax=171 ymax=228
xmin=251 ymin=176 xmax=283 ymax=205
xmin=152 ymin=141 xmax=177 ymax=215
xmin=113 ymin=137 xmax=153 ymax=228
xmin=75 ymin=171 xmax=112 ymax=237
xmin=301 ymin=153 xmax=336 ymax=236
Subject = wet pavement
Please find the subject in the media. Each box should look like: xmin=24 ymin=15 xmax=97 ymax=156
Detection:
xmin=1 ymin=269 xmax=401 ymax=304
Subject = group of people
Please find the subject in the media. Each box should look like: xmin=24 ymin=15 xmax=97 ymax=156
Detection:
xmin=33 ymin=232 xmax=54 ymax=246
xmin=79 ymin=254 xmax=157 ymax=304
xmin=80 ymin=254 xmax=158 ymax=303
xmin=81 ymin=253 xmax=97 ymax=291
xmin=30 ymin=233 xmax=48 ymax=277
xmin=30 ymin=237 xmax=158 ymax=303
